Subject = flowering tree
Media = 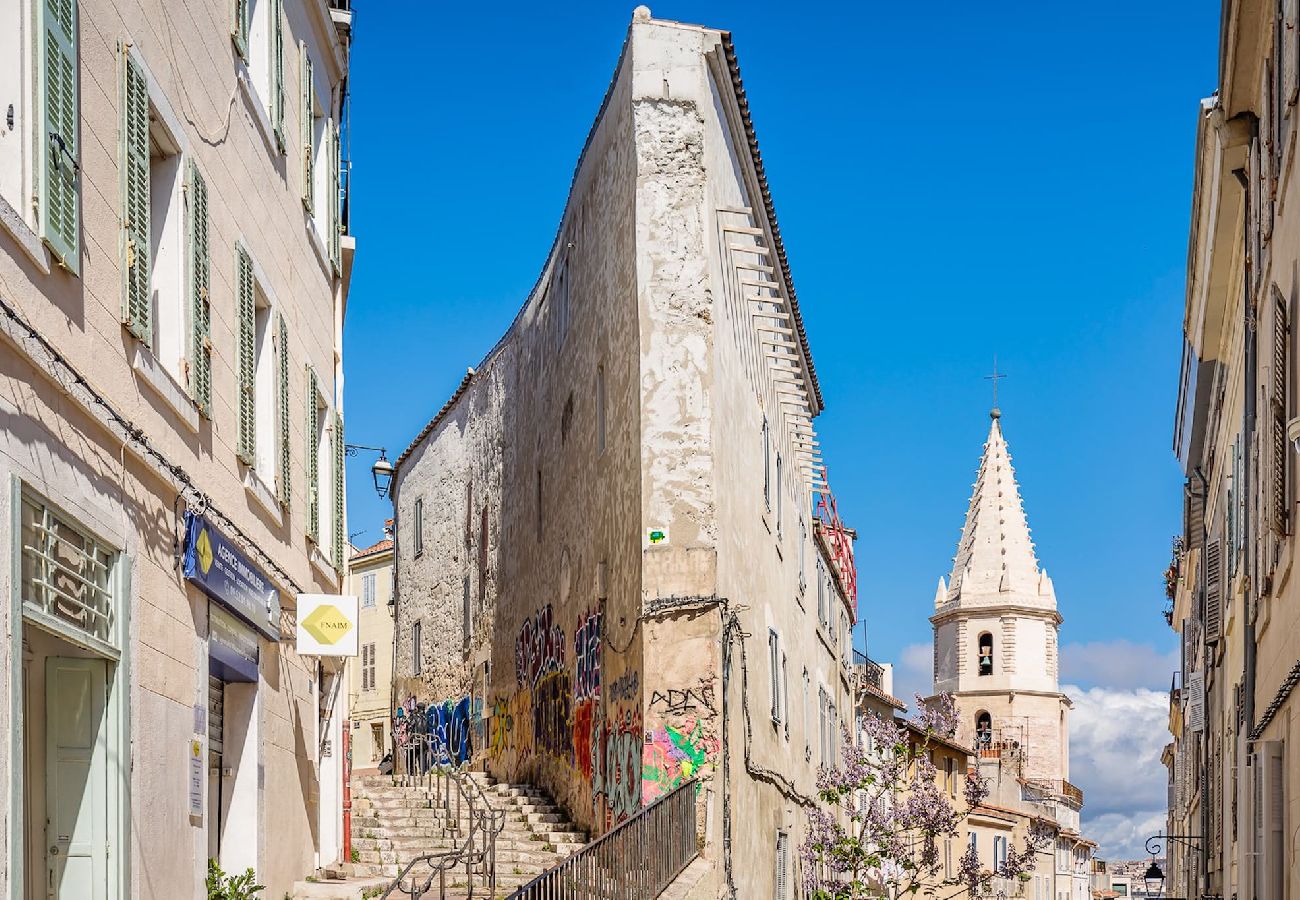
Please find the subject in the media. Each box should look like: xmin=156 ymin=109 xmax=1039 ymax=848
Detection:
xmin=802 ymin=694 xmax=1051 ymax=900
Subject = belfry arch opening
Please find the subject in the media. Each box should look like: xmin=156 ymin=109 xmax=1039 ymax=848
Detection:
xmin=978 ymin=632 xmax=993 ymax=676
xmin=975 ymin=711 xmax=992 ymax=747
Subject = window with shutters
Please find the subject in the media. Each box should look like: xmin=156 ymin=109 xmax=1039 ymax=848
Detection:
xmin=234 ymin=246 xmax=282 ymax=496
xmin=361 ymin=572 xmax=375 ymax=609
xmin=798 ymin=516 xmax=806 ymax=593
xmin=1271 ymin=286 xmax=1290 ymax=537
xmin=243 ymin=0 xmax=284 ymax=152
xmin=802 ymin=669 xmax=811 ymax=760
xmin=768 ymin=630 xmax=781 ymax=723
xmin=774 ymin=831 xmax=789 ymax=900
xmin=6 ymin=0 xmax=85 ymax=266
xmin=305 ymin=367 xmax=333 ymax=549
xmin=775 ymin=452 xmax=783 ymax=540
xmin=300 ymin=43 xmax=334 ymax=249
xmin=762 ymin=417 xmax=771 ymax=512
xmin=121 ymin=51 xmax=191 ymax=385
xmin=361 ymin=641 xmax=375 ymax=692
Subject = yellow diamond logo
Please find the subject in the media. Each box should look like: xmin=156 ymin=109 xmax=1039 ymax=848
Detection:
xmin=302 ymin=604 xmax=353 ymax=646
xmin=196 ymin=528 xmax=214 ymax=575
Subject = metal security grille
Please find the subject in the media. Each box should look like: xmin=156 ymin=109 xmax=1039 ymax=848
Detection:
xmin=20 ymin=493 xmax=114 ymax=647
xmin=208 ymin=675 xmax=225 ymax=755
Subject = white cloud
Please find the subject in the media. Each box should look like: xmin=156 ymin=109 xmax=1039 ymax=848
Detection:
xmin=892 ymin=641 xmax=933 ymax=707
xmin=1061 ymin=640 xmax=1179 ymax=692
xmin=1065 ymin=684 xmax=1169 ymax=859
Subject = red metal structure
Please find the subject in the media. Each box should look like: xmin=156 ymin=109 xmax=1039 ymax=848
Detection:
xmin=813 ymin=465 xmax=857 ymax=617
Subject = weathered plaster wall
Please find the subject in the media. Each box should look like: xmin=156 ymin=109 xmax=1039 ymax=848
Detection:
xmin=394 ymin=36 xmax=643 ymax=835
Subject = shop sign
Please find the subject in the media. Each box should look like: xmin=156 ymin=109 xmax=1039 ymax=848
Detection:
xmin=210 ymin=604 xmax=260 ymax=683
xmin=183 ymin=511 xmax=281 ymax=641
xmin=188 ymin=739 xmax=203 ymax=818
xmin=296 ymin=594 xmax=359 ymax=657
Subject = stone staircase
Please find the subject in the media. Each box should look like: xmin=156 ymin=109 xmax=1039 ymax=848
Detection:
xmin=344 ymin=771 xmax=588 ymax=897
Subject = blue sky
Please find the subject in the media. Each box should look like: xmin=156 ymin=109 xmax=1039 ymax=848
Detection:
xmin=343 ymin=3 xmax=1219 ymax=856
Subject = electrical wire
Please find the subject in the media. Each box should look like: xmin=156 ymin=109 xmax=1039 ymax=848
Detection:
xmin=0 ymin=292 xmax=304 ymax=595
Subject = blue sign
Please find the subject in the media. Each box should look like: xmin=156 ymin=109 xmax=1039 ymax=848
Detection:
xmin=209 ymin=605 xmax=260 ymax=683
xmin=183 ymin=511 xmax=282 ymax=642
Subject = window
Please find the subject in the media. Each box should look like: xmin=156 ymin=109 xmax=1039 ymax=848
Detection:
xmin=462 ymin=574 xmax=472 ymax=644
xmin=841 ymin=612 xmax=851 ymax=664
xmin=762 ymin=417 xmax=771 ymax=511
xmin=775 ymin=452 xmax=783 ymax=539
xmin=781 ymin=651 xmax=789 ymax=741
xmin=122 ymin=52 xmax=194 ymax=386
xmin=774 ymin=831 xmax=789 ymax=900
xmin=20 ymin=490 xmax=118 ymax=652
xmin=802 ymin=669 xmax=811 ymax=760
xmin=976 ymin=711 xmax=992 ymax=747
xmin=300 ymin=40 xmax=335 ymax=251
xmin=769 ymin=629 xmax=781 ymax=724
xmin=361 ymin=641 xmax=375 ymax=691
xmin=361 ymin=572 xmax=376 ymax=608
xmin=7 ymin=0 xmax=83 ymax=270
xmin=978 ymin=632 xmax=993 ymax=676
xmin=551 ymin=252 xmax=571 ymax=351
xmin=243 ymin=0 xmax=285 ymax=151
xmin=412 ymin=498 xmax=424 ymax=557
xmin=994 ymin=835 xmax=1007 ymax=871
xmin=816 ymin=556 xmax=826 ymax=627
xmin=969 ymin=831 xmax=977 ymax=850
xmin=818 ymin=687 xmax=829 ymax=763
xmin=412 ymin=620 xmax=422 ymax=675
xmin=596 ymin=364 xmax=607 ymax=454
xmin=945 ymin=756 xmax=956 ymax=797
xmin=304 ymin=367 xmax=341 ymax=564
xmin=235 ymin=246 xmax=279 ymax=488
xmin=798 ymin=516 xmax=806 ymax=592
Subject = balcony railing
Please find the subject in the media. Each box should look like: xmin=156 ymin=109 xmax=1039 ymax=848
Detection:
xmin=853 ymin=650 xmax=885 ymax=691
xmin=509 ymin=778 xmax=698 ymax=899
xmin=1024 ymin=778 xmax=1084 ymax=808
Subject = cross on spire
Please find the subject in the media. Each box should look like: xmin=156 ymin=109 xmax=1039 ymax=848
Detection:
xmin=985 ymin=356 xmax=1006 ymax=418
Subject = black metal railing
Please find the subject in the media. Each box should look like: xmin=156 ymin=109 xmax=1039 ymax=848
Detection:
xmin=852 ymin=650 xmax=885 ymax=690
xmin=508 ymin=778 xmax=699 ymax=899
xmin=380 ymin=737 xmax=504 ymax=899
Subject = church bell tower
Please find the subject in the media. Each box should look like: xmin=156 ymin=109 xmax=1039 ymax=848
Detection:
xmin=930 ymin=408 xmax=1072 ymax=783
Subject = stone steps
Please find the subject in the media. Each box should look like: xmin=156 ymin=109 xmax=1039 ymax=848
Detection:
xmin=346 ymin=770 xmax=589 ymax=895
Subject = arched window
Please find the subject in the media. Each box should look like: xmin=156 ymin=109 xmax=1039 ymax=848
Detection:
xmin=978 ymin=632 xmax=993 ymax=676
xmin=975 ymin=711 xmax=992 ymax=747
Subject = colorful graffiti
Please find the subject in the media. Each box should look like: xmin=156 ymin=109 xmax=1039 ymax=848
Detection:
xmin=489 ymin=696 xmax=513 ymax=756
xmin=516 ymin=604 xmax=566 ymax=688
xmin=574 ymin=609 xmax=602 ymax=702
xmin=533 ymin=670 xmax=573 ymax=760
xmin=650 ymin=687 xmax=715 ymax=717
xmin=642 ymin=718 xmax=719 ymax=803
xmin=429 ymin=697 xmax=473 ymax=767
xmin=593 ymin=708 xmax=643 ymax=827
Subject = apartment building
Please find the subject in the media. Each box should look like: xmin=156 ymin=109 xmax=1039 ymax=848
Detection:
xmin=389 ymin=10 xmax=859 ymax=895
xmin=1167 ymin=3 xmax=1300 ymax=899
xmin=346 ymin=525 xmax=394 ymax=772
xmin=0 ymin=0 xmax=355 ymax=896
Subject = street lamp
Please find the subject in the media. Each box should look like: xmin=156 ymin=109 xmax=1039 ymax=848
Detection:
xmin=345 ymin=443 xmax=393 ymax=498
xmin=1143 ymin=859 xmax=1165 ymax=898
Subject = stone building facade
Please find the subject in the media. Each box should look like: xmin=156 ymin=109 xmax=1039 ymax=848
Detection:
xmin=1166 ymin=2 xmax=1300 ymax=898
xmin=391 ymin=10 xmax=857 ymax=896
xmin=0 ymin=0 xmax=355 ymax=896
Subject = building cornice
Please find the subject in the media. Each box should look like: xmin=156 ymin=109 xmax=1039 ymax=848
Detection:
xmin=930 ymin=602 xmax=1063 ymax=627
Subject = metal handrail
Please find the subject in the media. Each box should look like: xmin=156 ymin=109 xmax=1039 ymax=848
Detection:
xmin=508 ymin=777 xmax=699 ymax=899
xmin=379 ymin=737 xmax=505 ymax=899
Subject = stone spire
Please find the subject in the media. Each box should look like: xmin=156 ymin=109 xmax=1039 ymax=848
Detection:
xmin=942 ymin=410 xmax=1054 ymax=607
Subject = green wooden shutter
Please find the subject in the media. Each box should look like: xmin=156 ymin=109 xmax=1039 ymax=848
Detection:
xmin=306 ymin=366 xmax=320 ymax=542
xmin=39 ymin=0 xmax=80 ymax=272
xmin=277 ymin=313 xmax=291 ymax=506
xmin=333 ymin=410 xmax=344 ymax=568
xmin=272 ymin=0 xmax=285 ymax=152
xmin=188 ymin=163 xmax=212 ymax=415
xmin=329 ymin=118 xmax=341 ymax=270
xmin=122 ymin=52 xmax=151 ymax=342
xmin=300 ymin=44 xmax=314 ymax=209
xmin=236 ymin=246 xmax=256 ymax=464
xmin=232 ymin=0 xmax=249 ymax=59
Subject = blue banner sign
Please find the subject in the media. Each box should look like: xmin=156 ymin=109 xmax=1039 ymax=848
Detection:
xmin=183 ymin=511 xmax=282 ymax=642
xmin=209 ymin=605 xmax=260 ymax=683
